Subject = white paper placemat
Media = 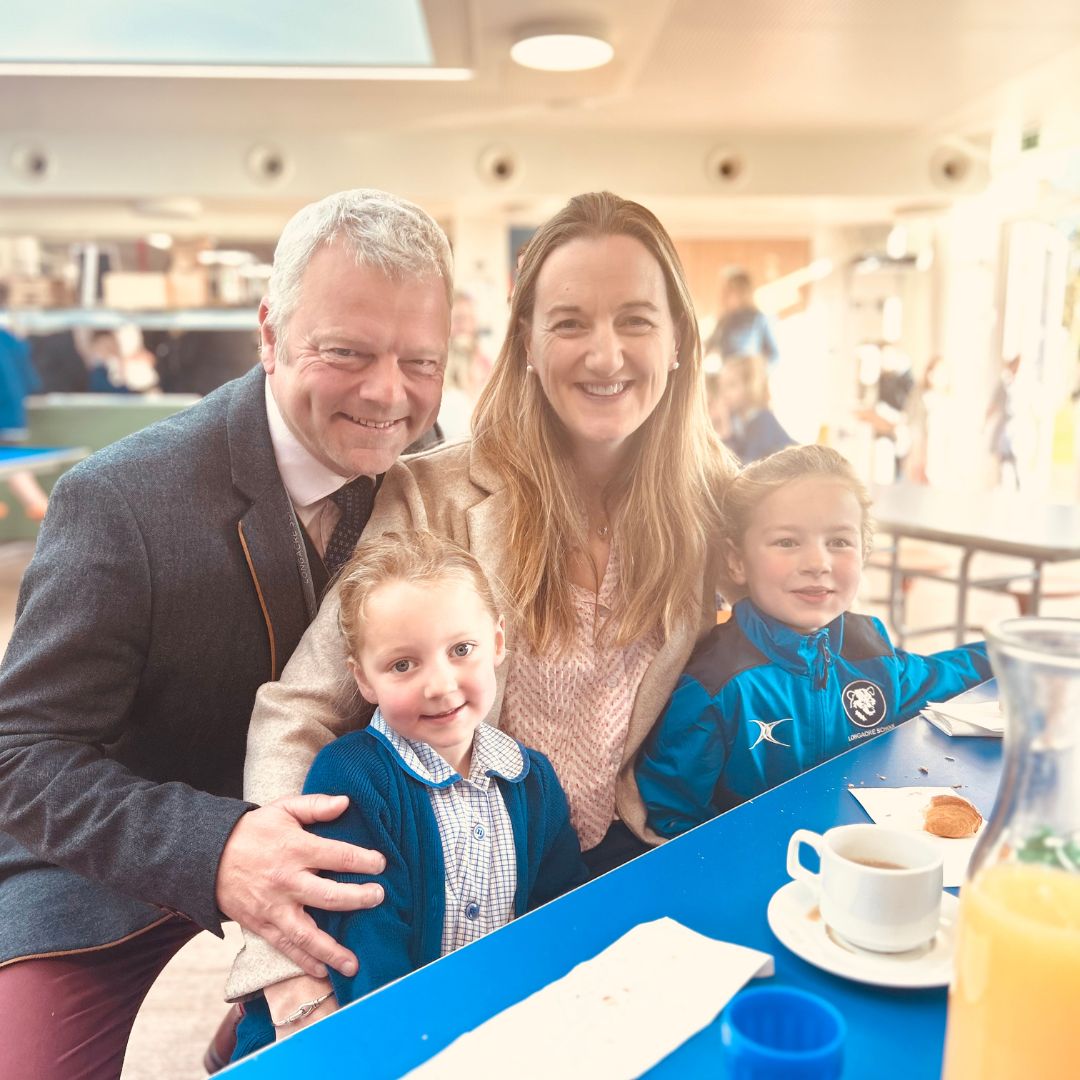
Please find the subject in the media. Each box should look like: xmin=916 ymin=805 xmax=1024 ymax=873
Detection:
xmin=406 ymin=917 xmax=773 ymax=1078
xmin=849 ymin=786 xmax=983 ymax=886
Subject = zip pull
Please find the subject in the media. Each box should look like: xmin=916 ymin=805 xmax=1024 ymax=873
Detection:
xmin=815 ymin=633 xmax=832 ymax=690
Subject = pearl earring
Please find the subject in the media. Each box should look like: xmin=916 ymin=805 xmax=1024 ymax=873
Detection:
xmin=526 ymin=364 xmax=535 ymax=374
xmin=670 ymin=361 xmax=680 ymax=370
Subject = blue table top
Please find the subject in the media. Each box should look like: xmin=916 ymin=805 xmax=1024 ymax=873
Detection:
xmin=0 ymin=445 xmax=77 ymax=460
xmin=0 ymin=444 xmax=86 ymax=478
xmin=227 ymin=718 xmax=1003 ymax=1079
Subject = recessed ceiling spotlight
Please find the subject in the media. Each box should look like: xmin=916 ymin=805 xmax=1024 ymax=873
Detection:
xmin=510 ymin=22 xmax=613 ymax=72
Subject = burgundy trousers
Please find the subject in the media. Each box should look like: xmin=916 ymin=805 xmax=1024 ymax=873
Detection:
xmin=0 ymin=915 xmax=201 ymax=1080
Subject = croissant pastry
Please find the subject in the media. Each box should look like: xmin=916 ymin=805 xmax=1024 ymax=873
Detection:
xmin=923 ymin=794 xmax=983 ymax=838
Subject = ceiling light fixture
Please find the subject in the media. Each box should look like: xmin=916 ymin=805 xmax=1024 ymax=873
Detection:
xmin=510 ymin=22 xmax=613 ymax=72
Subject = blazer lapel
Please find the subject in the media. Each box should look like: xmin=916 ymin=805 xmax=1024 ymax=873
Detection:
xmin=227 ymin=368 xmax=314 ymax=680
xmin=464 ymin=448 xmax=515 ymax=716
xmin=464 ymin=447 xmax=514 ymax=597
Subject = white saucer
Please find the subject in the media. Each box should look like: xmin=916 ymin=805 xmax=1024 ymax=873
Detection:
xmin=766 ymin=880 xmax=958 ymax=989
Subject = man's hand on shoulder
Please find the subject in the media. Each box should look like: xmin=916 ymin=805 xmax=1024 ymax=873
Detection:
xmin=216 ymin=794 xmax=385 ymax=978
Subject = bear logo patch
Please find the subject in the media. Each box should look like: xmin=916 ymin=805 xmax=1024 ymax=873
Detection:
xmin=842 ymin=680 xmax=887 ymax=728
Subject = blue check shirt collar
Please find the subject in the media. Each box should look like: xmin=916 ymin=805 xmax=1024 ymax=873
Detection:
xmin=368 ymin=710 xmax=528 ymax=789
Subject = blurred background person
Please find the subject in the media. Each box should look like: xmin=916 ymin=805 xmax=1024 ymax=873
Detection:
xmin=985 ymin=353 xmax=1024 ymax=490
xmin=0 ymin=326 xmax=50 ymax=521
xmin=85 ymin=329 xmax=132 ymax=394
xmin=84 ymin=327 xmax=160 ymax=395
xmin=113 ymin=326 xmax=159 ymax=394
xmin=984 ymin=352 xmax=1041 ymax=492
xmin=437 ymin=290 xmax=492 ymax=440
xmin=855 ymin=341 xmax=915 ymax=484
xmin=704 ymin=269 xmax=780 ymax=368
xmin=906 ymin=354 xmax=953 ymax=486
xmin=710 ymin=353 xmax=795 ymax=464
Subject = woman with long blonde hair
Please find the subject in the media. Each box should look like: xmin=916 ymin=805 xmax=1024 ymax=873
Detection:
xmin=229 ymin=191 xmax=737 ymax=1024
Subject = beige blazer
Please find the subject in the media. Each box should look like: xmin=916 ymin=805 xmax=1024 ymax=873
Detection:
xmin=227 ymin=439 xmax=718 ymax=999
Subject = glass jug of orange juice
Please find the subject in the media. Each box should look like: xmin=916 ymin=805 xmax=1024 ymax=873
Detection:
xmin=942 ymin=617 xmax=1080 ymax=1080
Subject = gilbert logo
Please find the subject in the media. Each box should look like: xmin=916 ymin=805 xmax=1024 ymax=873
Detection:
xmin=842 ymin=680 xmax=887 ymax=728
xmin=748 ymin=718 xmax=791 ymax=749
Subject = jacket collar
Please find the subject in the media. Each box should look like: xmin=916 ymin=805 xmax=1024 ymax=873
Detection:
xmin=466 ymin=440 xmax=505 ymax=496
xmin=734 ymin=598 xmax=845 ymax=676
xmin=227 ymin=366 xmax=284 ymax=501
xmin=463 ymin=442 xmax=513 ymax=600
xmin=226 ymin=366 xmax=316 ymax=675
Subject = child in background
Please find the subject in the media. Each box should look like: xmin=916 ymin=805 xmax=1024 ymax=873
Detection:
xmin=233 ymin=531 xmax=587 ymax=1057
xmin=85 ymin=329 xmax=132 ymax=394
xmin=712 ymin=353 xmax=794 ymax=464
xmin=636 ymin=445 xmax=992 ymax=839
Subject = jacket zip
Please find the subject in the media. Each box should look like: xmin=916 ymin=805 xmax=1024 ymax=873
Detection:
xmin=814 ymin=632 xmax=832 ymax=761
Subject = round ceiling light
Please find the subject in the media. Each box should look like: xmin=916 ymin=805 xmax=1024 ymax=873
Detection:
xmin=510 ymin=23 xmax=613 ymax=72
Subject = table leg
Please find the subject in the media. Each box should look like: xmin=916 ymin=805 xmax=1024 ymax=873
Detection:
xmin=1029 ymin=560 xmax=1044 ymax=614
xmin=888 ymin=539 xmax=906 ymax=648
xmin=955 ymin=548 xmax=975 ymax=646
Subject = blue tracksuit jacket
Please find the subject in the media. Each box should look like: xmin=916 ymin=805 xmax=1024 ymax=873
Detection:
xmin=636 ymin=599 xmax=992 ymax=838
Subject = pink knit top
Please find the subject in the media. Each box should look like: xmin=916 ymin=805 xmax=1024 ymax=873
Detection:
xmin=500 ymin=542 xmax=662 ymax=851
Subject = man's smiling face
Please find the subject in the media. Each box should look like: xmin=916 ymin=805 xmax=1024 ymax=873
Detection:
xmin=260 ymin=241 xmax=450 ymax=477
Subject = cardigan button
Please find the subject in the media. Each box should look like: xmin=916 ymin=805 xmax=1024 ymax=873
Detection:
xmin=465 ymin=902 xmax=480 ymax=921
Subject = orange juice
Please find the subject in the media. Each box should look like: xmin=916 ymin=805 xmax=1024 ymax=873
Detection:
xmin=942 ymin=862 xmax=1080 ymax=1080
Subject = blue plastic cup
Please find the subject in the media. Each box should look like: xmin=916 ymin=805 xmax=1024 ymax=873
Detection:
xmin=719 ymin=986 xmax=846 ymax=1079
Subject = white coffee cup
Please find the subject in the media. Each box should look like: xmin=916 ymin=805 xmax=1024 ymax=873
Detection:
xmin=786 ymin=824 xmax=944 ymax=953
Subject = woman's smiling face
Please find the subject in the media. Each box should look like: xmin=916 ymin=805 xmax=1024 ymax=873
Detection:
xmin=525 ymin=233 xmax=679 ymax=466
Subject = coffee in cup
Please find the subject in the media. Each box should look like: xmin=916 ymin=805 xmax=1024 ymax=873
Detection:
xmin=786 ymin=824 xmax=944 ymax=953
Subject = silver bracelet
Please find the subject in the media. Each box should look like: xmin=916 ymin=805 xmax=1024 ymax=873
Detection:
xmin=271 ymin=991 xmax=333 ymax=1028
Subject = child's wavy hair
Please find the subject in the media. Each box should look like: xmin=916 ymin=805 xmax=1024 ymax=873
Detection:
xmin=719 ymin=445 xmax=875 ymax=600
xmin=337 ymin=529 xmax=500 ymax=659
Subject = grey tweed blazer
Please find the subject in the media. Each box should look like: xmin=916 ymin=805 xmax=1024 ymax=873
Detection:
xmin=0 ymin=366 xmax=318 ymax=966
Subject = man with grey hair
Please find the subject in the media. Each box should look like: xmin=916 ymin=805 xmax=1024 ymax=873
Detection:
xmin=0 ymin=188 xmax=453 ymax=1078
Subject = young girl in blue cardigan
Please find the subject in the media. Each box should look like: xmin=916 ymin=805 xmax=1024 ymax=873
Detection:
xmin=234 ymin=530 xmax=587 ymax=1057
xmin=636 ymin=445 xmax=992 ymax=838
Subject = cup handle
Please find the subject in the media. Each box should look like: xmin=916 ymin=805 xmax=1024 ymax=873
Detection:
xmin=786 ymin=829 xmax=823 ymax=897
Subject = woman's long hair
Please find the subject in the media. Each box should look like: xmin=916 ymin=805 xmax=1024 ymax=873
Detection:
xmin=472 ymin=192 xmax=737 ymax=655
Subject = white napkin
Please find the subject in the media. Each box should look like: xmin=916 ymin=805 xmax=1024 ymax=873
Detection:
xmin=405 ymin=917 xmax=774 ymax=1078
xmin=922 ymin=700 xmax=1003 ymax=737
xmin=921 ymin=678 xmax=1002 ymax=738
xmin=849 ymin=786 xmax=983 ymax=887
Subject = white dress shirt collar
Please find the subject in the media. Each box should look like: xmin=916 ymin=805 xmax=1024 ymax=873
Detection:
xmin=264 ymin=377 xmax=352 ymax=509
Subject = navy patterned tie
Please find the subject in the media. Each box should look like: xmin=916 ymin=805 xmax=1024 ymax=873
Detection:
xmin=323 ymin=475 xmax=375 ymax=576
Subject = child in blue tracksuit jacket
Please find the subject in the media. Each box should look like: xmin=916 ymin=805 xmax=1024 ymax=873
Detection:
xmin=637 ymin=445 xmax=993 ymax=839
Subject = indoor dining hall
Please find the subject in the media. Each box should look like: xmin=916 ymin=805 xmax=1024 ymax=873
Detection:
xmin=0 ymin=2 xmax=1079 ymax=1078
